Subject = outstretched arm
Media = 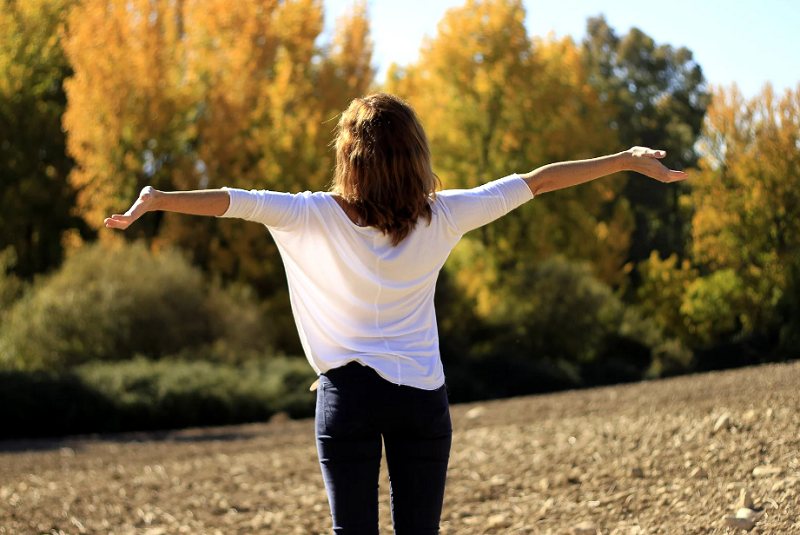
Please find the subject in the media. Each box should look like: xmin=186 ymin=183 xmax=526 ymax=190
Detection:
xmin=104 ymin=187 xmax=230 ymax=230
xmin=521 ymin=147 xmax=687 ymax=196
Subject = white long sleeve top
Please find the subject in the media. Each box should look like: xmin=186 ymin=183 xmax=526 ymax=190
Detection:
xmin=218 ymin=174 xmax=534 ymax=389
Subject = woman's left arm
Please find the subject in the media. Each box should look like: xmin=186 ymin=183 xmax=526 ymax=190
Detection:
xmin=104 ymin=187 xmax=231 ymax=230
xmin=521 ymin=147 xmax=687 ymax=196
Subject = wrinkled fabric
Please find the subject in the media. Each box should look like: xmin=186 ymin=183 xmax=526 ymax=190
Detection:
xmin=219 ymin=174 xmax=533 ymax=389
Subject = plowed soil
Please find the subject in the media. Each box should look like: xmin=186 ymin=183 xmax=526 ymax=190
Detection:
xmin=1 ymin=361 xmax=799 ymax=534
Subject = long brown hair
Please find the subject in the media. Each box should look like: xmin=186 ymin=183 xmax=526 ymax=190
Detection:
xmin=331 ymin=93 xmax=441 ymax=246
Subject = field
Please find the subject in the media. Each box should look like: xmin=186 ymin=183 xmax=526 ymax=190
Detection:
xmin=1 ymin=361 xmax=799 ymax=535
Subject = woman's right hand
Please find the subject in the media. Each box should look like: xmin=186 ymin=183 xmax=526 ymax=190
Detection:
xmin=104 ymin=186 xmax=160 ymax=230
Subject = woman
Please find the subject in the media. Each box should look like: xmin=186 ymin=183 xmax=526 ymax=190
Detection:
xmin=105 ymin=92 xmax=686 ymax=534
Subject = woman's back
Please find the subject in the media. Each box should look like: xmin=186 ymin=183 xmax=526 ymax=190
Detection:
xmin=219 ymin=174 xmax=533 ymax=389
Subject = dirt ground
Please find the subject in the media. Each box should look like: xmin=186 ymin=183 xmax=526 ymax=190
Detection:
xmin=1 ymin=361 xmax=799 ymax=535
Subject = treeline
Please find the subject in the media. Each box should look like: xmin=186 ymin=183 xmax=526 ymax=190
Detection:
xmin=0 ymin=0 xmax=797 ymax=437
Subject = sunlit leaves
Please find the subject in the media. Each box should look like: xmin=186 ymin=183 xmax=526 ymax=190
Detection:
xmin=689 ymin=83 xmax=800 ymax=334
xmin=62 ymin=0 xmax=373 ymax=299
xmin=639 ymin=83 xmax=800 ymax=344
xmin=0 ymin=0 xmax=86 ymax=277
xmin=384 ymin=0 xmax=629 ymax=319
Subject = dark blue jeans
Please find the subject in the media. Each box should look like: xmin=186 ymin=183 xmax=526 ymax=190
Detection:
xmin=315 ymin=361 xmax=452 ymax=535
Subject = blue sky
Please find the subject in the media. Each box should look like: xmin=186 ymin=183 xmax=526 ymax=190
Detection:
xmin=321 ymin=0 xmax=800 ymax=98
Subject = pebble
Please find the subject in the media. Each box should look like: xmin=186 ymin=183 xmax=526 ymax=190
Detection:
xmin=465 ymin=406 xmax=486 ymax=420
xmin=736 ymin=508 xmax=757 ymax=521
xmin=742 ymin=409 xmax=757 ymax=423
xmin=713 ymin=413 xmax=731 ymax=433
xmin=630 ymin=467 xmax=644 ymax=478
xmin=723 ymin=515 xmax=755 ymax=530
xmin=690 ymin=467 xmax=708 ymax=479
xmin=771 ymin=477 xmax=798 ymax=492
xmin=736 ymin=489 xmax=754 ymax=510
xmin=486 ymin=513 xmax=509 ymax=528
xmin=752 ymin=466 xmax=783 ymax=478
xmin=574 ymin=521 xmax=598 ymax=535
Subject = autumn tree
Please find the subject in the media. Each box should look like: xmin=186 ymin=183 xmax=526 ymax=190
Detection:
xmin=63 ymin=0 xmax=374 ymax=351
xmin=64 ymin=3 xmax=371 ymax=262
xmin=0 ymin=0 xmax=90 ymax=278
xmin=317 ymin=0 xmax=375 ymax=115
xmin=685 ymin=83 xmax=800 ymax=343
xmin=582 ymin=15 xmax=709 ymax=266
xmin=385 ymin=0 xmax=631 ymax=320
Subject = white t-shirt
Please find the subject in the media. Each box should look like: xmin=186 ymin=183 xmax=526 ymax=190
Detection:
xmin=219 ymin=174 xmax=533 ymax=389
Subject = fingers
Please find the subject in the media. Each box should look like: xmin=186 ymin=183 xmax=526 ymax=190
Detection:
xmin=666 ymin=169 xmax=688 ymax=182
xmin=654 ymin=169 xmax=688 ymax=183
xmin=104 ymin=214 xmax=132 ymax=229
xmin=103 ymin=187 xmax=156 ymax=230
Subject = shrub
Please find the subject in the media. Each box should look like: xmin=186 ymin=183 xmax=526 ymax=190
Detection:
xmin=0 ymin=356 xmax=317 ymax=439
xmin=681 ymin=269 xmax=747 ymax=344
xmin=0 ymin=241 xmax=272 ymax=371
xmin=491 ymin=256 xmax=625 ymax=364
xmin=437 ymin=255 xmax=698 ymax=393
xmin=0 ymin=246 xmax=26 ymax=317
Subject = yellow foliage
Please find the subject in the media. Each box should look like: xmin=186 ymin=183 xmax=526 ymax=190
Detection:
xmin=383 ymin=0 xmax=630 ymax=299
xmin=637 ymin=251 xmax=697 ymax=340
xmin=690 ymin=83 xmax=800 ymax=331
xmin=63 ymin=0 xmax=373 ymax=290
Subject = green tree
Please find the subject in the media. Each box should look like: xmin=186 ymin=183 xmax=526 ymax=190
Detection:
xmin=0 ymin=0 xmax=90 ymax=278
xmin=582 ymin=15 xmax=709 ymax=266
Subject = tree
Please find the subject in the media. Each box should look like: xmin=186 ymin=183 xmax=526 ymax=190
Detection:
xmin=0 ymin=0 xmax=90 ymax=278
xmin=687 ymin=83 xmax=800 ymax=339
xmin=63 ymin=0 xmax=374 ymax=282
xmin=385 ymin=0 xmax=631 ymax=316
xmin=582 ymin=15 xmax=709 ymax=266
xmin=63 ymin=0 xmax=375 ymax=353
xmin=318 ymin=0 xmax=375 ymax=115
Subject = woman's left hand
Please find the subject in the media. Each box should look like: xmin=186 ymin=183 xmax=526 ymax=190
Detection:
xmin=624 ymin=147 xmax=688 ymax=183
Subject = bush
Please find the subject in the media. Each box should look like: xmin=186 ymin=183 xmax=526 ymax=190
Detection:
xmin=444 ymin=355 xmax=579 ymax=403
xmin=0 ymin=356 xmax=317 ymax=440
xmin=0 ymin=241 xmax=273 ymax=371
xmin=0 ymin=246 xmax=26 ymax=317
xmin=436 ymin=256 xmax=695 ymax=396
xmin=681 ymin=269 xmax=747 ymax=344
xmin=490 ymin=257 xmax=625 ymax=364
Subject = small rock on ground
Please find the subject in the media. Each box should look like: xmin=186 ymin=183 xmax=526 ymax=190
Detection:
xmin=690 ymin=467 xmax=707 ymax=478
xmin=465 ymin=406 xmax=486 ymax=420
xmin=752 ymin=465 xmax=783 ymax=477
xmin=736 ymin=489 xmax=754 ymax=510
xmin=713 ymin=413 xmax=731 ymax=433
xmin=574 ymin=521 xmax=598 ymax=535
xmin=724 ymin=515 xmax=755 ymax=530
xmin=736 ymin=508 xmax=757 ymax=521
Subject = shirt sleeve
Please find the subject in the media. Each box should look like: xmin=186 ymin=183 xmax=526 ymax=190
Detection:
xmin=216 ymin=187 xmax=306 ymax=231
xmin=435 ymin=174 xmax=534 ymax=235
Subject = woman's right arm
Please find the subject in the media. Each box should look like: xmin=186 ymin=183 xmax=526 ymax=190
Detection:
xmin=104 ymin=187 xmax=230 ymax=230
